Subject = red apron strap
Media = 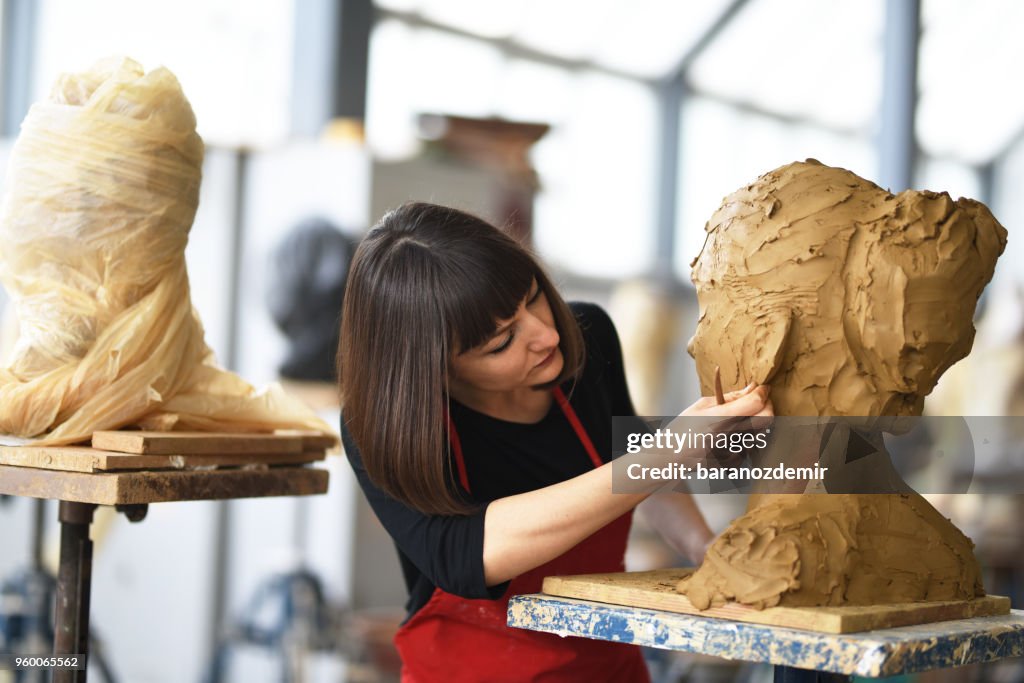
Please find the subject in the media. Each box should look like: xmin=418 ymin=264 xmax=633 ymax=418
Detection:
xmin=447 ymin=386 xmax=604 ymax=495
xmin=444 ymin=406 xmax=471 ymax=494
xmin=552 ymin=386 xmax=604 ymax=469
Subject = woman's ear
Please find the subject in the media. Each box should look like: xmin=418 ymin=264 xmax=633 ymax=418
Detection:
xmin=740 ymin=307 xmax=792 ymax=385
xmin=690 ymin=307 xmax=792 ymax=397
xmin=446 ymin=352 xmax=461 ymax=381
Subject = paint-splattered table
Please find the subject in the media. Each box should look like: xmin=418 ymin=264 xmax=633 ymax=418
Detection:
xmin=507 ymin=593 xmax=1024 ymax=681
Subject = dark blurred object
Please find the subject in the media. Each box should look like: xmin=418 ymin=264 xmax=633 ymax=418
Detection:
xmin=267 ymin=218 xmax=358 ymax=383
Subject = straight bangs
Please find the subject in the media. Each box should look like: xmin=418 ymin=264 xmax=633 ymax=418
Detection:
xmin=441 ymin=246 xmax=536 ymax=354
xmin=435 ymin=235 xmax=585 ymax=391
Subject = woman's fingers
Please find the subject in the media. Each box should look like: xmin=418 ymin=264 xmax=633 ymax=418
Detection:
xmin=713 ymin=385 xmax=769 ymax=416
xmin=681 ymin=385 xmax=772 ymax=418
xmin=722 ymin=382 xmax=757 ymax=402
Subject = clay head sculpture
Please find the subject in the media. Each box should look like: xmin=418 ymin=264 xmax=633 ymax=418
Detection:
xmin=676 ymin=160 xmax=1007 ymax=609
xmin=688 ymin=159 xmax=1007 ymax=417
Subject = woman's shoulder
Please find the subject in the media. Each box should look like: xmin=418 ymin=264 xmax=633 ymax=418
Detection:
xmin=565 ymin=301 xmax=634 ymax=415
xmin=568 ymin=301 xmax=619 ymax=350
xmin=567 ymin=301 xmax=623 ymax=372
xmin=338 ymin=413 xmax=365 ymax=466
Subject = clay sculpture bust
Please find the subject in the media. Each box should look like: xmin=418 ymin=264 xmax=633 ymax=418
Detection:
xmin=677 ymin=160 xmax=1007 ymax=609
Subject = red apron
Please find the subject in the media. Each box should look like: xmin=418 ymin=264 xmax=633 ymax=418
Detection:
xmin=394 ymin=387 xmax=650 ymax=683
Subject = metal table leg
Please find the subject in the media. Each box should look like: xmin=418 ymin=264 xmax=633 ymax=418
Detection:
xmin=53 ymin=501 xmax=97 ymax=683
xmin=774 ymin=665 xmax=850 ymax=682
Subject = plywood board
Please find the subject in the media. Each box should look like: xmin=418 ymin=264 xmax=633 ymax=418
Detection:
xmin=274 ymin=429 xmax=340 ymax=451
xmin=91 ymin=431 xmax=308 ymax=455
xmin=541 ymin=569 xmax=1011 ymax=634
xmin=0 ymin=445 xmax=324 ymax=473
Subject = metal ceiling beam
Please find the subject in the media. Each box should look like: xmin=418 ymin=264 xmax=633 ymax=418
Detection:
xmin=334 ymin=0 xmax=373 ymax=121
xmin=689 ymin=87 xmax=991 ymax=171
xmin=1 ymin=0 xmax=39 ymax=136
xmin=377 ymin=7 xmax=646 ymax=83
xmin=990 ymin=120 xmax=1024 ymax=166
xmin=977 ymin=160 xmax=996 ymax=207
xmin=653 ymin=0 xmax=751 ymax=283
xmin=291 ymin=0 xmax=372 ymax=136
xmin=663 ymin=0 xmax=753 ymax=86
xmin=653 ymin=79 xmax=687 ymax=282
xmin=691 ymin=90 xmax=867 ymax=137
xmin=878 ymin=0 xmax=921 ymax=192
xmin=381 ymin=1 xmax=752 ymax=88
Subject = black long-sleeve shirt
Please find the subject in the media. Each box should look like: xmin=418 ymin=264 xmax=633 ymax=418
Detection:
xmin=341 ymin=302 xmax=636 ymax=619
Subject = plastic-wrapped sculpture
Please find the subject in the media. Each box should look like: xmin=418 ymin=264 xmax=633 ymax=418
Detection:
xmin=677 ymin=160 xmax=1007 ymax=609
xmin=0 ymin=57 xmax=331 ymax=445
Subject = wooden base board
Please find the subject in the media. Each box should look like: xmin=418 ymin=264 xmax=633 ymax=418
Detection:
xmin=541 ymin=569 xmax=1011 ymax=634
xmin=273 ymin=430 xmax=339 ymax=451
xmin=0 ymin=463 xmax=328 ymax=505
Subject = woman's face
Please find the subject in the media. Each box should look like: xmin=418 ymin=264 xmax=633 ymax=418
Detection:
xmin=448 ymin=280 xmax=563 ymax=393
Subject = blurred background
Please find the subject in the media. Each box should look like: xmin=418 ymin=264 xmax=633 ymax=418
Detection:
xmin=0 ymin=0 xmax=1022 ymax=681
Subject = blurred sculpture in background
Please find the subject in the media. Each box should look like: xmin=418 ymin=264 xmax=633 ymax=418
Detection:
xmin=609 ymin=280 xmax=684 ymax=416
xmin=0 ymin=57 xmax=331 ymax=444
xmin=267 ymin=217 xmax=357 ymax=384
xmin=925 ymin=282 xmax=1024 ymax=581
xmin=929 ymin=281 xmax=1024 ymax=418
xmin=677 ymin=160 xmax=1007 ymax=609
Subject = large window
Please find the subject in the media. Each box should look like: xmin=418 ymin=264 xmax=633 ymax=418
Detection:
xmin=33 ymin=0 xmax=295 ymax=147
xmin=674 ymin=99 xmax=876 ymax=275
xmin=674 ymin=0 xmax=883 ymax=277
xmin=366 ymin=18 xmax=659 ymax=278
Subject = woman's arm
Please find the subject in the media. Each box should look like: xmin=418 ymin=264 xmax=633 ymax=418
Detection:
xmin=481 ymin=384 xmax=770 ymax=585
xmin=482 ymin=459 xmax=644 ymax=585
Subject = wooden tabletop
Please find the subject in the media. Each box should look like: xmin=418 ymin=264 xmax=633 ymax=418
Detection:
xmin=0 ymin=463 xmax=328 ymax=505
xmin=507 ymin=594 xmax=1024 ymax=678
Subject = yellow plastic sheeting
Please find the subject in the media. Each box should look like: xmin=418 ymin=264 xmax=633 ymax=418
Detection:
xmin=0 ymin=57 xmax=332 ymax=445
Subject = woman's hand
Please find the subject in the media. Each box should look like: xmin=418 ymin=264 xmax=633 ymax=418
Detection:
xmin=636 ymin=384 xmax=773 ymax=566
xmin=680 ymin=382 xmax=773 ymax=418
xmin=663 ymin=383 xmax=773 ymax=469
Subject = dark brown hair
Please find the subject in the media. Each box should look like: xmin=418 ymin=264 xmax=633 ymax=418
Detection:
xmin=337 ymin=202 xmax=585 ymax=515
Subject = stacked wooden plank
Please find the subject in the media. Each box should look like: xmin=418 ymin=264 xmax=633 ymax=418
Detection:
xmin=0 ymin=430 xmax=338 ymax=474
